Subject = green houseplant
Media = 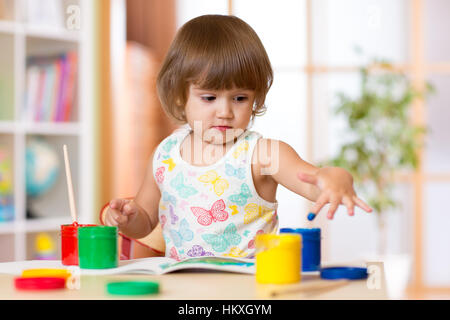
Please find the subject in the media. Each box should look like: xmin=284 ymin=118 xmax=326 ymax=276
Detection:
xmin=325 ymin=57 xmax=434 ymax=254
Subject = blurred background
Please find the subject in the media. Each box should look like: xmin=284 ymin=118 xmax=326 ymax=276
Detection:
xmin=0 ymin=0 xmax=448 ymax=299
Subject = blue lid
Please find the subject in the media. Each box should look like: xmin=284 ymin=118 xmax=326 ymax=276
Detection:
xmin=280 ymin=228 xmax=321 ymax=240
xmin=279 ymin=228 xmax=296 ymax=233
xmin=320 ymin=267 xmax=368 ymax=280
xmin=294 ymin=228 xmax=320 ymax=234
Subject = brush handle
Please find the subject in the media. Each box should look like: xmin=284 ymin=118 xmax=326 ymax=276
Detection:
xmin=268 ymin=279 xmax=349 ymax=297
xmin=63 ymin=144 xmax=77 ymax=223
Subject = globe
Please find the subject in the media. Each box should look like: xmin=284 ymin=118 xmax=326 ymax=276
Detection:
xmin=26 ymin=138 xmax=61 ymax=197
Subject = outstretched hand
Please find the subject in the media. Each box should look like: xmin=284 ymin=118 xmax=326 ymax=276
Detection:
xmin=105 ymin=198 xmax=139 ymax=228
xmin=297 ymin=167 xmax=372 ymax=220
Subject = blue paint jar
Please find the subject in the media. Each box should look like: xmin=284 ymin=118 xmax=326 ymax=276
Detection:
xmin=280 ymin=228 xmax=321 ymax=272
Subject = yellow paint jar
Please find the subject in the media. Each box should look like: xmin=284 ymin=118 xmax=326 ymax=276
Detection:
xmin=255 ymin=233 xmax=302 ymax=284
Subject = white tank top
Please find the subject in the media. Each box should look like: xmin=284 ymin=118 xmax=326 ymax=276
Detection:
xmin=153 ymin=125 xmax=278 ymax=260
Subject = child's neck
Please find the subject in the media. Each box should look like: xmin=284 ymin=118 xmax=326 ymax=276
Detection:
xmin=180 ymin=131 xmax=241 ymax=167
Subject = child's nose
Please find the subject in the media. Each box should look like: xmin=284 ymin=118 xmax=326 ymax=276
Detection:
xmin=216 ymin=101 xmax=234 ymax=119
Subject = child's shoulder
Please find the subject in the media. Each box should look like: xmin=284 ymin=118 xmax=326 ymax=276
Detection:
xmin=253 ymin=136 xmax=292 ymax=151
xmin=165 ymin=125 xmax=191 ymax=140
xmin=252 ymin=137 xmax=295 ymax=169
xmin=156 ymin=125 xmax=190 ymax=149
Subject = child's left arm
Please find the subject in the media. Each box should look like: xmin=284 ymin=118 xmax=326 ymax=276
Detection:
xmin=257 ymin=139 xmax=372 ymax=219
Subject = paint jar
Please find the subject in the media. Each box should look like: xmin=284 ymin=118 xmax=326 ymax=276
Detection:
xmin=255 ymin=233 xmax=301 ymax=284
xmin=61 ymin=223 xmax=96 ymax=266
xmin=78 ymin=225 xmax=118 ymax=269
xmin=280 ymin=228 xmax=321 ymax=272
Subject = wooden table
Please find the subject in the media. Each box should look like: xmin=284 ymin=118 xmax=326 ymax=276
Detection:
xmin=0 ymin=268 xmax=388 ymax=300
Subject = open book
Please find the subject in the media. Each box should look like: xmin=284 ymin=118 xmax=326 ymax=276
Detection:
xmin=0 ymin=256 xmax=255 ymax=276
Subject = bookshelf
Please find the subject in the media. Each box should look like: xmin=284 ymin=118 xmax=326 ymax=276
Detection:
xmin=0 ymin=0 xmax=94 ymax=261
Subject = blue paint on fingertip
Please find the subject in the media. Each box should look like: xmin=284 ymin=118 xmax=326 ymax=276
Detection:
xmin=307 ymin=212 xmax=316 ymax=221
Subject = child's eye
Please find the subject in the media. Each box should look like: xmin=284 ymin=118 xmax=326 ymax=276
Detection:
xmin=234 ymin=96 xmax=248 ymax=102
xmin=201 ymin=96 xmax=216 ymax=102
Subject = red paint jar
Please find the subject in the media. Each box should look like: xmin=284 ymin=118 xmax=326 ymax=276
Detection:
xmin=61 ymin=223 xmax=96 ymax=265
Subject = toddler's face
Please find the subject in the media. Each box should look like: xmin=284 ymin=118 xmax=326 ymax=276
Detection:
xmin=185 ymin=84 xmax=255 ymax=145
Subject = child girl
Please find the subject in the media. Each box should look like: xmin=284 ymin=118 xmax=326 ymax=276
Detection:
xmin=105 ymin=14 xmax=372 ymax=260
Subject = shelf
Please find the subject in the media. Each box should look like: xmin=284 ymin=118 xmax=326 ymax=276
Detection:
xmin=25 ymin=25 xmax=80 ymax=43
xmin=0 ymin=121 xmax=80 ymax=135
xmin=0 ymin=121 xmax=15 ymax=133
xmin=0 ymin=20 xmax=80 ymax=43
xmin=0 ymin=216 xmax=72 ymax=234
xmin=0 ymin=20 xmax=16 ymax=34
xmin=24 ymin=216 xmax=73 ymax=232
xmin=0 ymin=220 xmax=15 ymax=234
xmin=24 ymin=122 xmax=81 ymax=135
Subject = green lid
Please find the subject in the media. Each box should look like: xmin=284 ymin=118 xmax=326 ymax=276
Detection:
xmin=106 ymin=281 xmax=159 ymax=296
xmin=78 ymin=225 xmax=117 ymax=238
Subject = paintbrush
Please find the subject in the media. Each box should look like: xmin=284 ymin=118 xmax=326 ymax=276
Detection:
xmin=264 ymin=279 xmax=349 ymax=298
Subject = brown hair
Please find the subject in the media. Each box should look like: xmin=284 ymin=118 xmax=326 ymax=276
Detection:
xmin=157 ymin=14 xmax=273 ymax=123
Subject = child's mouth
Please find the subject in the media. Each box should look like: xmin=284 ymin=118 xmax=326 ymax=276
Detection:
xmin=212 ymin=126 xmax=232 ymax=132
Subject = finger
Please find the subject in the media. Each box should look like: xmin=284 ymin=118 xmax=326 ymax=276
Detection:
xmin=327 ymin=196 xmax=340 ymax=220
xmin=297 ymin=172 xmax=318 ymax=186
xmin=105 ymin=209 xmax=119 ymax=226
xmin=104 ymin=215 xmax=114 ymax=226
xmin=353 ymin=196 xmax=373 ymax=213
xmin=109 ymin=198 xmax=129 ymax=210
xmin=342 ymin=196 xmax=355 ymax=217
xmin=115 ymin=214 xmax=128 ymax=226
xmin=107 ymin=217 xmax=119 ymax=227
xmin=310 ymin=192 xmax=329 ymax=215
xmin=122 ymin=201 xmax=138 ymax=216
xmin=106 ymin=206 xmax=129 ymax=226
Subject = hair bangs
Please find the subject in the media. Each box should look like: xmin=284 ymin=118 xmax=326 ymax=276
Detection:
xmin=189 ymin=52 xmax=261 ymax=92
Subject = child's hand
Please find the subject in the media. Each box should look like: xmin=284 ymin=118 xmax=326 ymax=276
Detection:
xmin=297 ymin=167 xmax=372 ymax=220
xmin=105 ymin=198 xmax=139 ymax=229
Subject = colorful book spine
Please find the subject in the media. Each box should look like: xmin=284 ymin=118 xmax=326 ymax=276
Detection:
xmin=42 ymin=63 xmax=55 ymax=121
xmin=55 ymin=54 xmax=68 ymax=122
xmin=25 ymin=51 xmax=78 ymax=123
xmin=25 ymin=65 xmax=39 ymax=122
xmin=50 ymin=59 xmax=62 ymax=121
xmin=63 ymin=52 xmax=78 ymax=122
xmin=34 ymin=69 xmax=46 ymax=122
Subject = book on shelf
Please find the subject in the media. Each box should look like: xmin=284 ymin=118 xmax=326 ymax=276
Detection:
xmin=0 ymin=256 xmax=256 ymax=275
xmin=25 ymin=51 xmax=78 ymax=123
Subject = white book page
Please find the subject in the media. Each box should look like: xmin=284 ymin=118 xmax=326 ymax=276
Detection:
xmin=0 ymin=257 xmax=256 ymax=276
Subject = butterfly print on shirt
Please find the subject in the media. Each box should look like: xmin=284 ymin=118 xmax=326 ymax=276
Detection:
xmin=190 ymin=199 xmax=229 ymax=226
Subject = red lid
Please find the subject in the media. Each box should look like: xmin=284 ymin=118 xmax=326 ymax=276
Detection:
xmin=14 ymin=277 xmax=66 ymax=290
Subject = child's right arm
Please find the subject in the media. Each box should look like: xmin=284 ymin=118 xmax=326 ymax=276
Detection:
xmin=104 ymin=150 xmax=161 ymax=239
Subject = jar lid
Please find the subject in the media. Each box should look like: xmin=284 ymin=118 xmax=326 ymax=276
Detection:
xmin=78 ymin=225 xmax=117 ymax=238
xmin=280 ymin=228 xmax=321 ymax=239
xmin=14 ymin=277 xmax=66 ymax=290
xmin=279 ymin=228 xmax=296 ymax=233
xmin=61 ymin=223 xmax=97 ymax=231
xmin=21 ymin=268 xmax=71 ymax=280
xmin=106 ymin=281 xmax=160 ymax=296
xmin=320 ymin=267 xmax=368 ymax=280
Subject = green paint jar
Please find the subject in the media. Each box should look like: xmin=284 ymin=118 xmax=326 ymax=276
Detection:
xmin=78 ymin=226 xmax=118 ymax=269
